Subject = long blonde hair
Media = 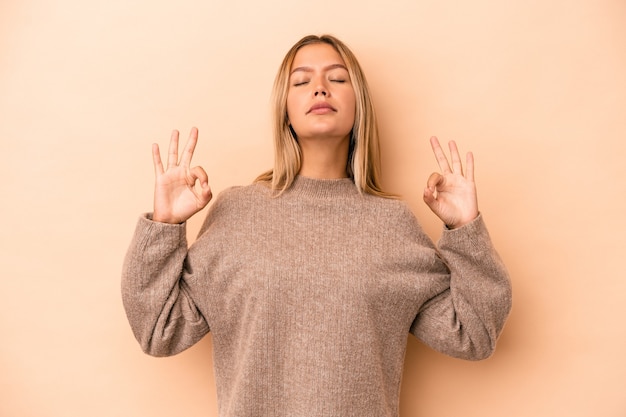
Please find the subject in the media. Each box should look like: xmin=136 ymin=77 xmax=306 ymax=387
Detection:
xmin=255 ymin=34 xmax=392 ymax=198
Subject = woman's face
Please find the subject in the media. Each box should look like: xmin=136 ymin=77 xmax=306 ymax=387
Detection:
xmin=286 ymin=43 xmax=356 ymax=143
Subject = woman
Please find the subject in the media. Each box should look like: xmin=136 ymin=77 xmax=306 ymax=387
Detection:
xmin=122 ymin=34 xmax=511 ymax=417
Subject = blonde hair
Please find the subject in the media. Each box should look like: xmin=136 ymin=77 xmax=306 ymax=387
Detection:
xmin=255 ymin=34 xmax=393 ymax=198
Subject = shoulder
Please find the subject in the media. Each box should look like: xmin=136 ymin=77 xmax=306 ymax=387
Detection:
xmin=196 ymin=182 xmax=270 ymax=236
xmin=362 ymin=193 xmax=418 ymax=221
xmin=353 ymin=194 xmax=438 ymax=258
xmin=357 ymin=193 xmax=427 ymax=236
xmin=210 ymin=182 xmax=271 ymax=208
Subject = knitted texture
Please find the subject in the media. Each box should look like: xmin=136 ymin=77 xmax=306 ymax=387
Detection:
xmin=122 ymin=176 xmax=512 ymax=417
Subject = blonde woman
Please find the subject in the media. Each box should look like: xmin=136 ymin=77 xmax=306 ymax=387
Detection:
xmin=122 ymin=34 xmax=511 ymax=417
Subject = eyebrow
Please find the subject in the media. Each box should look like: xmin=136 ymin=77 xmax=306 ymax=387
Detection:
xmin=290 ymin=63 xmax=348 ymax=75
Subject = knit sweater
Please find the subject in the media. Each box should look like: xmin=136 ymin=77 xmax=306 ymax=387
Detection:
xmin=122 ymin=175 xmax=511 ymax=417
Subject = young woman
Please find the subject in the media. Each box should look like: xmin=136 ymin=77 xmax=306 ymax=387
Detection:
xmin=122 ymin=34 xmax=511 ymax=417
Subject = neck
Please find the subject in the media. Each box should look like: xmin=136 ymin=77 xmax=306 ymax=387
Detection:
xmin=298 ymin=135 xmax=350 ymax=179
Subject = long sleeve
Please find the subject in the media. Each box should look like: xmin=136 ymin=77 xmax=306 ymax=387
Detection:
xmin=121 ymin=214 xmax=210 ymax=357
xmin=409 ymin=214 xmax=512 ymax=360
xmin=119 ymin=178 xmax=513 ymax=416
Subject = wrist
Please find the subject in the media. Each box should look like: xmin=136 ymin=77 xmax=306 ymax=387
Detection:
xmin=152 ymin=212 xmax=184 ymax=224
xmin=446 ymin=212 xmax=479 ymax=230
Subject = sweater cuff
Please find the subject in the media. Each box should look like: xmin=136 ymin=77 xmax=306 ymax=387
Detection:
xmin=142 ymin=212 xmax=188 ymax=225
xmin=134 ymin=213 xmax=188 ymax=253
xmin=438 ymin=214 xmax=494 ymax=256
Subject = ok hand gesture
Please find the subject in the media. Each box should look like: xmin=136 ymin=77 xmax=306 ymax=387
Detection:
xmin=152 ymin=127 xmax=212 ymax=224
xmin=423 ymin=137 xmax=479 ymax=229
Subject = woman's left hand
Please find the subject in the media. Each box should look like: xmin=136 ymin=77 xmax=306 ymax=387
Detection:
xmin=423 ymin=137 xmax=479 ymax=229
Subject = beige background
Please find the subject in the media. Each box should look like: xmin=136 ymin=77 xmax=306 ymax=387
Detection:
xmin=1 ymin=0 xmax=625 ymax=416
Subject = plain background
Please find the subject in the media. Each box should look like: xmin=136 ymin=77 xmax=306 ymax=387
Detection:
xmin=1 ymin=0 xmax=625 ymax=416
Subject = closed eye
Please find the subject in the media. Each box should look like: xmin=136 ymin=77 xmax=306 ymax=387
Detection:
xmin=293 ymin=81 xmax=309 ymax=86
xmin=330 ymin=79 xmax=346 ymax=83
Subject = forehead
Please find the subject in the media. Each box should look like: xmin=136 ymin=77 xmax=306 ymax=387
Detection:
xmin=291 ymin=43 xmax=346 ymax=69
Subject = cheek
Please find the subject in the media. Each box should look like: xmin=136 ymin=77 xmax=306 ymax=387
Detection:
xmin=286 ymin=93 xmax=298 ymax=121
xmin=345 ymin=92 xmax=357 ymax=125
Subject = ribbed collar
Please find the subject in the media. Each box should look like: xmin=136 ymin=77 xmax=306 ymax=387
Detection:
xmin=284 ymin=175 xmax=359 ymax=199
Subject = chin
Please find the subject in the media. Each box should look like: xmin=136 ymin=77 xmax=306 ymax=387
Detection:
xmin=298 ymin=125 xmax=352 ymax=140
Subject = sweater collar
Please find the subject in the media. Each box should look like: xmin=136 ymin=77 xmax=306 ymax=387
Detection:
xmin=285 ymin=175 xmax=358 ymax=199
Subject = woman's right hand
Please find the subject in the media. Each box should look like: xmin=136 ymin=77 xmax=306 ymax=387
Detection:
xmin=151 ymin=127 xmax=212 ymax=224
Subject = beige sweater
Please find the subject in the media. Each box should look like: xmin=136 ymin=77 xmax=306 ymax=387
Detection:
xmin=122 ymin=176 xmax=511 ymax=417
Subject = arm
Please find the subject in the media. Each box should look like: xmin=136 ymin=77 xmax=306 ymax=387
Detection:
xmin=410 ymin=215 xmax=511 ymax=360
xmin=121 ymin=128 xmax=212 ymax=356
xmin=121 ymin=216 xmax=209 ymax=356
xmin=410 ymin=137 xmax=511 ymax=359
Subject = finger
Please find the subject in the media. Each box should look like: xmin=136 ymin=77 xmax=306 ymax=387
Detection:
xmin=190 ymin=166 xmax=212 ymax=204
xmin=180 ymin=127 xmax=199 ymax=167
xmin=423 ymin=186 xmax=436 ymax=205
xmin=423 ymin=173 xmax=443 ymax=208
xmin=201 ymin=186 xmax=213 ymax=203
xmin=190 ymin=165 xmax=209 ymax=187
xmin=167 ymin=130 xmax=180 ymax=169
xmin=448 ymin=141 xmax=463 ymax=175
xmin=430 ymin=136 xmax=452 ymax=174
xmin=426 ymin=172 xmax=445 ymax=193
xmin=152 ymin=143 xmax=164 ymax=175
xmin=466 ymin=151 xmax=475 ymax=182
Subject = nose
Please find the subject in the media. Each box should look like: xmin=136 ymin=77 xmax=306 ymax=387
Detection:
xmin=313 ymin=77 xmax=328 ymax=96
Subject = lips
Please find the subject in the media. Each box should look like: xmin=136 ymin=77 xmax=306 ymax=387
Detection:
xmin=307 ymin=102 xmax=336 ymax=114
